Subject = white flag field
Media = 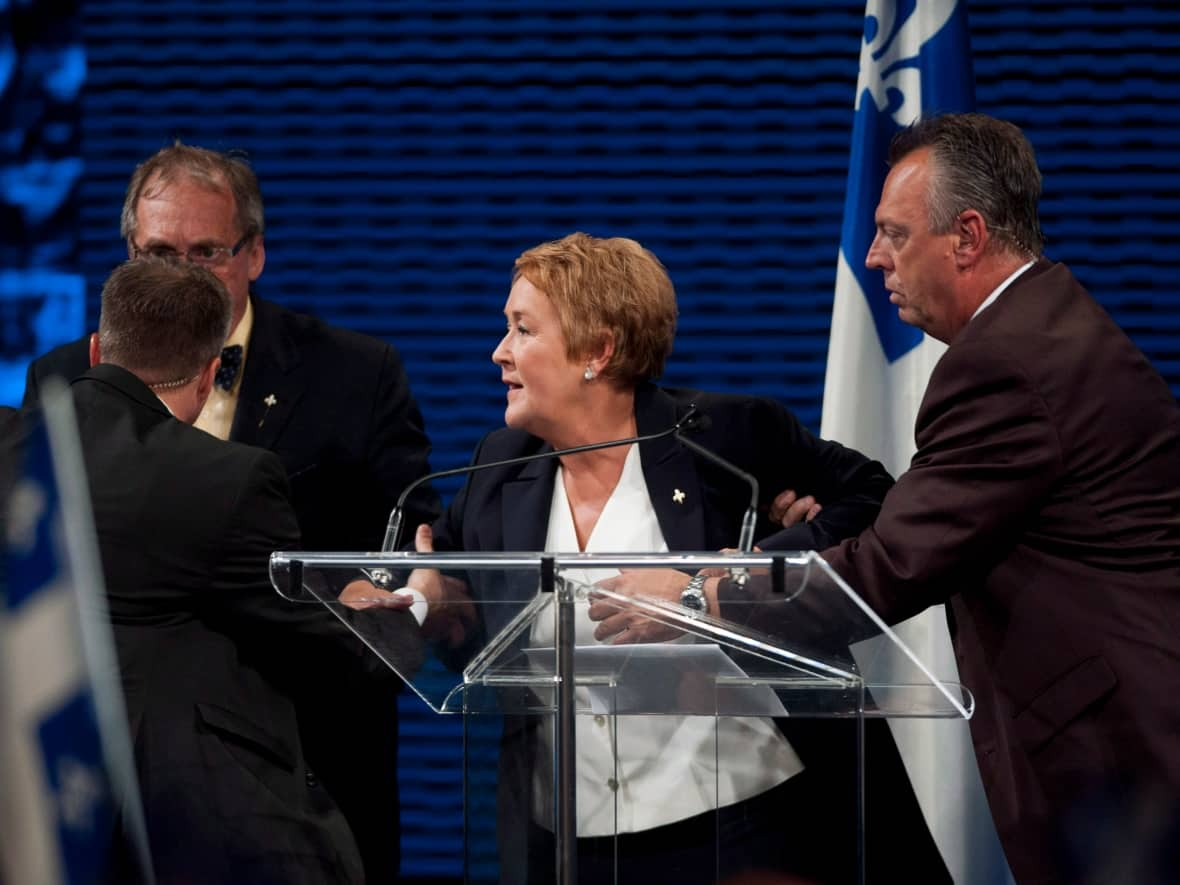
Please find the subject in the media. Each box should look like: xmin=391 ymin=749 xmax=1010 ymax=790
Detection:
xmin=821 ymin=2 xmax=1015 ymax=883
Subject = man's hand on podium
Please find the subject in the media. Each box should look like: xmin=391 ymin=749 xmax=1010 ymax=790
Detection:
xmin=405 ymin=524 xmax=476 ymax=647
xmin=337 ymin=525 xmax=475 ymax=648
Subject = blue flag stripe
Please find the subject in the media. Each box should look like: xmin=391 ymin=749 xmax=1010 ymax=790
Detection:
xmin=839 ymin=0 xmax=975 ymax=363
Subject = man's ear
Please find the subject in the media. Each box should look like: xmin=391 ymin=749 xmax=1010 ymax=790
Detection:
xmin=954 ymin=210 xmax=988 ymax=269
xmin=89 ymin=333 xmax=101 ymax=367
xmin=246 ymin=235 xmax=266 ymax=282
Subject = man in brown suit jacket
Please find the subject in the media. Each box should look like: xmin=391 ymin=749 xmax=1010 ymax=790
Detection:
xmin=820 ymin=114 xmax=1180 ymax=883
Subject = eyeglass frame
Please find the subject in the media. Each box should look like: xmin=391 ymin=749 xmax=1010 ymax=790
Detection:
xmin=129 ymin=232 xmax=253 ymax=267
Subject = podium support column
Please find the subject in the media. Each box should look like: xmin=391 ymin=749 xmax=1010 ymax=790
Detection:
xmin=549 ymin=557 xmax=578 ymax=885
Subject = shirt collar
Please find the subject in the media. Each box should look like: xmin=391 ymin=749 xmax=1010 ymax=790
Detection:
xmin=970 ymin=259 xmax=1035 ymax=322
xmin=227 ymin=296 xmax=254 ymax=354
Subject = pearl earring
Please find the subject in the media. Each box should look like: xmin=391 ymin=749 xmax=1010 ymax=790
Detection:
xmin=583 ymin=366 xmax=596 ymax=381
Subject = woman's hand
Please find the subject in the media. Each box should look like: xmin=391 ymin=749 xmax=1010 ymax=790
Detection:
xmin=588 ymin=569 xmax=714 ymax=644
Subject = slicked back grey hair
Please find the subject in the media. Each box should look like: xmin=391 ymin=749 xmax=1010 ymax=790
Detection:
xmin=889 ymin=113 xmax=1045 ymax=259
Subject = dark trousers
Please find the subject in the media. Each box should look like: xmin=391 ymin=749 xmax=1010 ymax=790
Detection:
xmin=511 ymin=718 xmax=951 ymax=885
xmin=524 ymin=773 xmax=848 ymax=885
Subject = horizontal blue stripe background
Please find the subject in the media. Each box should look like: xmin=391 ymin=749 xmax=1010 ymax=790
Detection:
xmin=6 ymin=1 xmax=1178 ymax=878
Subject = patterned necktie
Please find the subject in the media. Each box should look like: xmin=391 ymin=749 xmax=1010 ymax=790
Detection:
xmin=215 ymin=344 xmax=243 ymax=391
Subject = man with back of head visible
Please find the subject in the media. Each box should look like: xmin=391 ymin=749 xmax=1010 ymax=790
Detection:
xmin=77 ymin=257 xmax=393 ymax=884
xmin=88 ymin=258 xmax=228 ymax=423
xmin=25 ymin=143 xmax=440 ymax=882
xmin=811 ymin=113 xmax=1180 ymax=882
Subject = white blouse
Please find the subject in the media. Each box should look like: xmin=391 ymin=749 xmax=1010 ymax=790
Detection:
xmin=530 ymin=444 xmax=802 ymax=836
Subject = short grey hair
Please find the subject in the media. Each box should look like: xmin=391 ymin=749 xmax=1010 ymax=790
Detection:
xmin=120 ymin=141 xmax=264 ymax=244
xmin=889 ymin=113 xmax=1045 ymax=258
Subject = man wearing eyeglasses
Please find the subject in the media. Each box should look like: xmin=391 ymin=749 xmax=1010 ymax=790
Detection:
xmin=24 ymin=142 xmax=441 ymax=885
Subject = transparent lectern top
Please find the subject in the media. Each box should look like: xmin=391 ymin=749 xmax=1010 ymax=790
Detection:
xmin=269 ymin=550 xmax=972 ymax=721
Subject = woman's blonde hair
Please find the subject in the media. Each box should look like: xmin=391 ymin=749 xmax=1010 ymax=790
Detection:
xmin=513 ymin=232 xmax=677 ymax=386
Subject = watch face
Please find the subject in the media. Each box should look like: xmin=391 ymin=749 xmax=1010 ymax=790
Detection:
xmin=681 ymin=582 xmax=706 ymax=611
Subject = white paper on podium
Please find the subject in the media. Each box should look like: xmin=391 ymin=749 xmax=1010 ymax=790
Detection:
xmin=524 ymin=642 xmax=789 ymax=717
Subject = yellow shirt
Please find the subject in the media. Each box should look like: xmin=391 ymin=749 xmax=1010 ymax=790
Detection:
xmin=195 ymin=298 xmax=254 ymax=441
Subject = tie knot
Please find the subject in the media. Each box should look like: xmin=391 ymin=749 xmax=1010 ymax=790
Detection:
xmin=215 ymin=344 xmax=244 ymax=391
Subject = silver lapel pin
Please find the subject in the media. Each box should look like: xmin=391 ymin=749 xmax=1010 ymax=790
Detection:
xmin=259 ymin=393 xmax=278 ymax=429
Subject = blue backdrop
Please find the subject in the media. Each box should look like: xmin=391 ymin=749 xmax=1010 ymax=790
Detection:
xmin=4 ymin=1 xmax=1179 ymax=879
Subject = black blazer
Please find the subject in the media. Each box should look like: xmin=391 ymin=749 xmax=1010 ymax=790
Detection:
xmin=432 ymin=383 xmax=893 ymax=632
xmin=431 ymin=383 xmax=949 ymax=883
xmin=25 ymin=294 xmax=441 ymax=544
xmin=71 ymin=364 xmax=383 ymax=885
xmin=25 ymin=294 xmax=441 ymax=883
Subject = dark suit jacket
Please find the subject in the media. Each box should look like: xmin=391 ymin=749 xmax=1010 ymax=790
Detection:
xmin=26 ymin=295 xmax=441 ymax=884
xmin=825 ymin=260 xmax=1180 ymax=884
xmin=431 ymin=383 xmax=949 ymax=883
xmin=433 ymin=384 xmax=891 ymax=612
xmin=71 ymin=364 xmax=380 ymax=885
xmin=25 ymin=294 xmax=440 ymax=542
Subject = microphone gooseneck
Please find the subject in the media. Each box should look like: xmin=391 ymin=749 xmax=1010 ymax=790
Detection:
xmin=672 ymin=420 xmax=759 ymax=553
xmin=673 ymin=411 xmax=759 ymax=586
xmin=379 ymin=405 xmax=703 ymax=553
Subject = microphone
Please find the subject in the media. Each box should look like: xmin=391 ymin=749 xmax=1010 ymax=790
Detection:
xmin=378 ymin=405 xmax=704 ymax=553
xmin=673 ymin=413 xmax=759 ymax=585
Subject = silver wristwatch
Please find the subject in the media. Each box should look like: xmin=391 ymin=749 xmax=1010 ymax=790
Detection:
xmin=680 ymin=573 xmax=708 ymax=612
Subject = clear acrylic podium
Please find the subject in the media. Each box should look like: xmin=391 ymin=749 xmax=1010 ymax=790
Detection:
xmin=270 ymin=551 xmax=973 ymax=885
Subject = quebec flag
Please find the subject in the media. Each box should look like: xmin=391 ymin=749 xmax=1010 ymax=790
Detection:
xmin=822 ymin=2 xmax=1014 ymax=883
xmin=0 ymin=383 xmax=152 ymax=884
